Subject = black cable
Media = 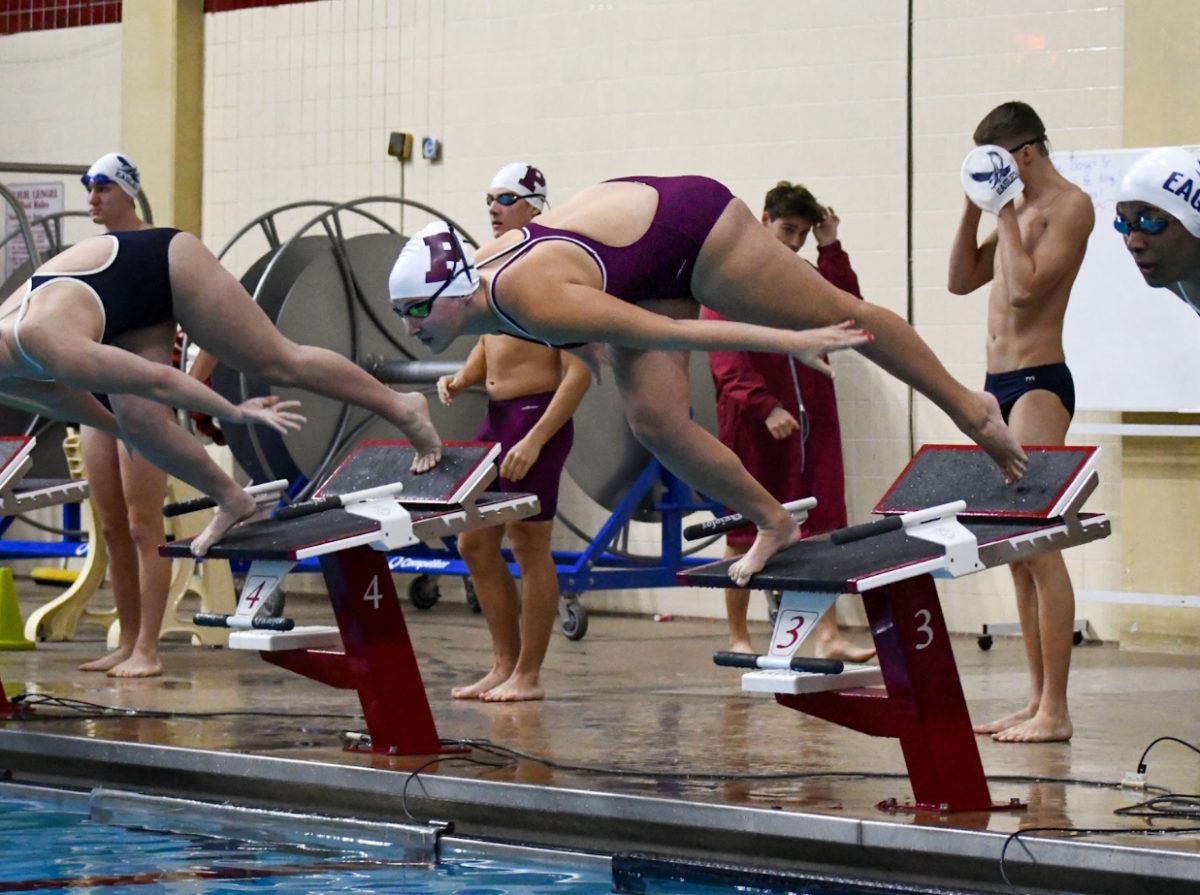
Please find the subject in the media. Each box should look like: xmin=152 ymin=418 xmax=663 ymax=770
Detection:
xmin=399 ymin=753 xmax=513 ymax=823
xmin=999 ymin=823 xmax=1200 ymax=890
xmin=10 ymin=693 xmax=360 ymax=722
xmin=6 ymin=514 xmax=85 ymax=538
xmin=435 ymin=737 xmax=1134 ymax=792
xmin=1114 ymin=794 xmax=1200 ymax=820
xmin=1135 ymin=735 xmax=1200 ymax=775
xmin=998 ymin=734 xmax=1200 ymax=890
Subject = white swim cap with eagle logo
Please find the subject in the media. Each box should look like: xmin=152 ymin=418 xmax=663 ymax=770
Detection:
xmin=1117 ymin=146 xmax=1200 ymax=238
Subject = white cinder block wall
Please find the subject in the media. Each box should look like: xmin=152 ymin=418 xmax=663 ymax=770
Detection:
xmin=0 ymin=0 xmax=1127 ymax=636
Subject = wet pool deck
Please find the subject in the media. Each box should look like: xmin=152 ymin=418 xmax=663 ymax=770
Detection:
xmin=0 ymin=582 xmax=1197 ymax=894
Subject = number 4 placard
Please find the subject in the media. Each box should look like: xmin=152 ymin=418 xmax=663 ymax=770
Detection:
xmin=767 ymin=591 xmax=837 ymax=661
xmin=234 ymin=560 xmax=295 ymax=622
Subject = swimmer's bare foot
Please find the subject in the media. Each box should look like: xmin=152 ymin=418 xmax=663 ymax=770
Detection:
xmin=973 ymin=705 xmax=1035 ymax=735
xmin=961 ymin=390 xmax=1028 ymax=483
xmin=814 ymin=636 xmax=876 ymax=664
xmin=727 ymin=516 xmax=801 ymax=587
xmin=393 ymin=391 xmax=442 ymax=473
xmin=452 ymin=667 xmax=512 ymax=700
xmin=79 ymin=647 xmax=132 ymax=673
xmin=190 ymin=490 xmax=258 ymax=557
xmin=992 ymin=710 xmax=1072 ymax=743
xmin=107 ymin=652 xmax=163 ymax=678
xmin=480 ymin=673 xmax=545 ymax=703
xmin=728 ymin=637 xmax=755 ymax=654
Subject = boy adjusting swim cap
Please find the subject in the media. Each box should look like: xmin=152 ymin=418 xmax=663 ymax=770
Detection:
xmin=82 ymin=152 xmax=140 ymax=198
xmin=388 ymin=221 xmax=478 ymax=302
xmin=1117 ymin=146 xmax=1200 ymax=237
xmin=489 ymin=162 xmax=548 ymax=211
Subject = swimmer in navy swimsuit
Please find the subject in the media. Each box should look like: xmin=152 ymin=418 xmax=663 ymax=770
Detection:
xmin=390 ymin=174 xmax=1029 ymax=585
xmin=984 ymin=362 xmax=1075 ymax=424
xmin=948 ymin=101 xmax=1093 ymax=744
xmin=0 ymin=215 xmax=444 ymax=558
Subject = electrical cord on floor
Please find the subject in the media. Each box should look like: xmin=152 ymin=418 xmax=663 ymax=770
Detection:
xmin=997 ymin=734 xmax=1200 ymax=893
xmin=8 ymin=693 xmax=361 ymax=721
xmin=398 ymin=753 xmax=515 ymax=823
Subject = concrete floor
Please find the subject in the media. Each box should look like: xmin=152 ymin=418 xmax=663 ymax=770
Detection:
xmin=1 ymin=579 xmax=1198 ymax=894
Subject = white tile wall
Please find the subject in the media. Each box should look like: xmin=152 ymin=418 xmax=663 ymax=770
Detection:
xmin=0 ymin=24 xmax=122 ymax=246
xmin=0 ymin=1 xmax=1133 ymax=635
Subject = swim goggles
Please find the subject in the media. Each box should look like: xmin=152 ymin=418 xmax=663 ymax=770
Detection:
xmin=80 ymin=173 xmax=117 ymax=189
xmin=485 ymin=192 xmax=538 ymax=207
xmin=1113 ymin=214 xmax=1172 ymax=236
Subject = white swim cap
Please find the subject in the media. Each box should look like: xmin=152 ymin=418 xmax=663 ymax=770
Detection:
xmin=388 ymin=221 xmax=478 ymax=305
xmin=82 ymin=152 xmax=140 ymax=198
xmin=489 ymin=162 xmax=548 ymax=211
xmin=1117 ymin=146 xmax=1200 ymax=237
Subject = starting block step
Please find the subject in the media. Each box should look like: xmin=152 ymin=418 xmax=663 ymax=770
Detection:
xmin=742 ymin=665 xmax=884 ymax=696
xmin=228 ymin=625 xmax=342 ymax=652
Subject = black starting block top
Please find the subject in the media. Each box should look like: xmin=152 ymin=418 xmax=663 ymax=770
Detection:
xmin=161 ymin=494 xmax=529 ymax=561
xmin=679 ymin=444 xmax=1108 ymax=592
xmin=315 ymin=441 xmax=496 ymax=505
xmin=679 ymin=517 xmax=1105 ymax=593
xmin=162 ymin=441 xmax=537 ymax=561
xmin=877 ymin=444 xmax=1097 ymax=518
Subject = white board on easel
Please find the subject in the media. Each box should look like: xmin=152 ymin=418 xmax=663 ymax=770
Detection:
xmin=1057 ymin=147 xmax=1200 ymax=413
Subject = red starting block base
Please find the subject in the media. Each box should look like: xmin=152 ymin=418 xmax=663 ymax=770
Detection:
xmin=260 ymin=545 xmax=464 ymax=756
xmin=775 ymin=575 xmax=1023 ymax=814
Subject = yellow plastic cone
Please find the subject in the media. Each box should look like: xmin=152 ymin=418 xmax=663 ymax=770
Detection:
xmin=0 ymin=567 xmax=35 ymax=650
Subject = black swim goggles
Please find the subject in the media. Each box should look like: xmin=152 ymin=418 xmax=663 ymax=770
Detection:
xmin=485 ymin=192 xmax=539 ymax=207
xmin=1113 ymin=214 xmax=1172 ymax=236
xmin=1005 ymin=135 xmax=1047 ymax=155
xmin=393 ymin=225 xmax=476 ymax=319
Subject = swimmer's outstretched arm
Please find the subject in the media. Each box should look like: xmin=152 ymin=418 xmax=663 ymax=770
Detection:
xmin=0 ymin=381 xmax=119 ymax=434
xmin=496 ymin=282 xmax=870 ymax=373
xmin=34 ymin=339 xmax=306 ymax=435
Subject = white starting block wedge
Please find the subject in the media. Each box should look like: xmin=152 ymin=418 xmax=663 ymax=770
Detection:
xmin=229 ymin=625 xmax=342 ymax=652
xmin=741 ymin=666 xmax=884 ymax=696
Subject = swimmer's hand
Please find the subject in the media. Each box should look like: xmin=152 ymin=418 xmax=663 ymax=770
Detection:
xmin=437 ymin=373 xmax=465 ymax=407
xmin=788 ymin=320 xmax=872 ymax=378
xmin=500 ymin=435 xmax=542 ymax=483
xmin=234 ymin=395 xmax=306 ymax=435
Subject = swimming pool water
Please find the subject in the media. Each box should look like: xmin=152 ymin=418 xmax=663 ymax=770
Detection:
xmin=0 ymin=789 xmax=971 ymax=895
xmin=0 ymin=791 xmax=612 ymax=895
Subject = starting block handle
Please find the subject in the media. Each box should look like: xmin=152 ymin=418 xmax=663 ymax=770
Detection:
xmin=713 ymin=651 xmax=844 ymax=675
xmin=163 ymin=479 xmax=289 ymax=518
xmin=830 ymin=500 xmax=967 ymax=546
xmin=831 ymin=515 xmax=903 ymax=546
xmin=684 ymin=497 xmax=817 ymax=541
xmin=194 ymin=612 xmax=294 ymax=632
xmin=273 ymin=482 xmax=405 ymax=521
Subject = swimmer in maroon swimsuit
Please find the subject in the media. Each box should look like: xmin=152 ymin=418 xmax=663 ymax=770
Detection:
xmin=437 ymin=162 xmax=591 ymax=703
xmin=389 ymin=175 xmax=1028 ymax=586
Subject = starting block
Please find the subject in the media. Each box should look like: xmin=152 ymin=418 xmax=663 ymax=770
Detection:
xmin=163 ymin=440 xmax=538 ymax=756
xmin=681 ymin=445 xmax=1110 ymax=814
xmin=0 ymin=436 xmax=88 ymax=516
